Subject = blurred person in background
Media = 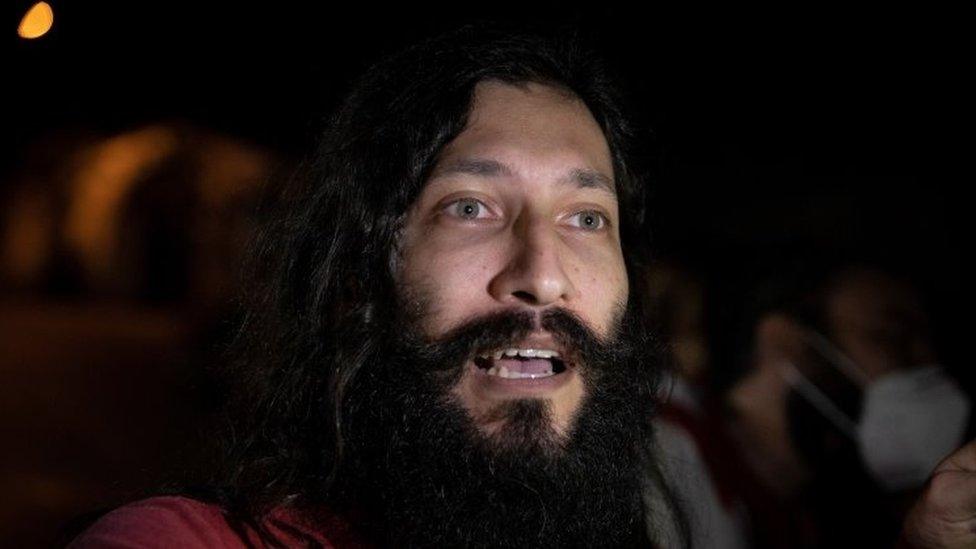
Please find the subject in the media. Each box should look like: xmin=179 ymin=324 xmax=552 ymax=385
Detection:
xmin=643 ymin=262 xmax=752 ymax=548
xmin=725 ymin=261 xmax=972 ymax=548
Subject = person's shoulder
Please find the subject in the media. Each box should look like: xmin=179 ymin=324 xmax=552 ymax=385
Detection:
xmin=66 ymin=496 xmax=255 ymax=548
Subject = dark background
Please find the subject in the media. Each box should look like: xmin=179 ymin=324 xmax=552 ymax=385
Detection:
xmin=2 ymin=1 xmax=969 ymax=546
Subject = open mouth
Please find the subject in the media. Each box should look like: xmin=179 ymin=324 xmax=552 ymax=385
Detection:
xmin=472 ymin=348 xmax=569 ymax=379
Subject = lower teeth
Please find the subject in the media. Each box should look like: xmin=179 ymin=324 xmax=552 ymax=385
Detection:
xmin=485 ymin=363 xmax=555 ymax=379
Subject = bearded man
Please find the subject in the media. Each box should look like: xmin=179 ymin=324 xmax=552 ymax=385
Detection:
xmin=69 ymin=26 xmax=687 ymax=548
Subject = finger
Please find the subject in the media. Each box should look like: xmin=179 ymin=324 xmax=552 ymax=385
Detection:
xmin=939 ymin=438 xmax=976 ymax=474
xmin=927 ymin=469 xmax=976 ymax=521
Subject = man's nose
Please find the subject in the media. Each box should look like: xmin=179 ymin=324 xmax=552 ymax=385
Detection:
xmin=487 ymin=212 xmax=579 ymax=307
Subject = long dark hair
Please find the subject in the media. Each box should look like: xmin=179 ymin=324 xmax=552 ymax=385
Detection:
xmin=211 ymin=23 xmax=665 ymax=532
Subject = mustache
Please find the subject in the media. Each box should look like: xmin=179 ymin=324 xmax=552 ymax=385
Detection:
xmin=396 ymin=307 xmax=622 ymax=375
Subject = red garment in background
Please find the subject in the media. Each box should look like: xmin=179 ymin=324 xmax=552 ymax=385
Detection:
xmin=67 ymin=496 xmax=368 ymax=548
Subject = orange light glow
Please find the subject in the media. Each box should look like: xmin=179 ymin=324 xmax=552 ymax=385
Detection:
xmin=18 ymin=2 xmax=54 ymax=39
xmin=66 ymin=127 xmax=180 ymax=282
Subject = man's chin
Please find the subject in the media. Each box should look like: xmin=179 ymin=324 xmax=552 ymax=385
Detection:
xmin=458 ymin=398 xmax=564 ymax=456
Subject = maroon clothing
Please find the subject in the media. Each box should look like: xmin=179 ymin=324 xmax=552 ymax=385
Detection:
xmin=68 ymin=496 xmax=368 ymax=548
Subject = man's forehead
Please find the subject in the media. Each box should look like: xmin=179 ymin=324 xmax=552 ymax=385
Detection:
xmin=425 ymin=81 xmax=616 ymax=198
xmin=462 ymin=81 xmax=610 ymax=149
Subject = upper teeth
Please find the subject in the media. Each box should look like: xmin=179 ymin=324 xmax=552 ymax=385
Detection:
xmin=483 ymin=348 xmax=560 ymax=360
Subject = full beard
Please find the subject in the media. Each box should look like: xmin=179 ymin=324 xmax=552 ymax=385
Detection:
xmin=332 ymin=303 xmax=664 ymax=548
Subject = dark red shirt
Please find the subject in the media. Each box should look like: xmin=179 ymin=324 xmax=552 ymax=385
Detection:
xmin=68 ymin=496 xmax=366 ymax=548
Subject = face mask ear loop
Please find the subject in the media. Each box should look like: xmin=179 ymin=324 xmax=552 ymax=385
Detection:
xmin=801 ymin=329 xmax=870 ymax=387
xmin=780 ymin=361 xmax=860 ymax=440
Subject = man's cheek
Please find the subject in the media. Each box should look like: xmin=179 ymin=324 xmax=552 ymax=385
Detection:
xmin=576 ymin=287 xmax=626 ymax=340
xmin=424 ymin=264 xmax=501 ymax=331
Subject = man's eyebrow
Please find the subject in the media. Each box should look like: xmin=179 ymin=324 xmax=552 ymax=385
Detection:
xmin=434 ymin=158 xmax=616 ymax=196
xmin=566 ymin=168 xmax=616 ymax=196
xmin=434 ymin=158 xmax=513 ymax=178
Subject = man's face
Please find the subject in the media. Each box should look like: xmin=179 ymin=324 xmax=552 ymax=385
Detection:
xmin=826 ymin=269 xmax=935 ymax=380
xmin=397 ymin=81 xmax=628 ymax=439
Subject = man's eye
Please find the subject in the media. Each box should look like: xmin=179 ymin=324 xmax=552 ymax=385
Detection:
xmin=569 ymin=210 xmax=607 ymax=231
xmin=446 ymin=198 xmax=490 ymax=220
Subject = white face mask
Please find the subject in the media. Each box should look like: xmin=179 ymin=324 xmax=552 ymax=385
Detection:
xmin=781 ymin=331 xmax=971 ymax=492
xmin=857 ymin=365 xmax=970 ymax=491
